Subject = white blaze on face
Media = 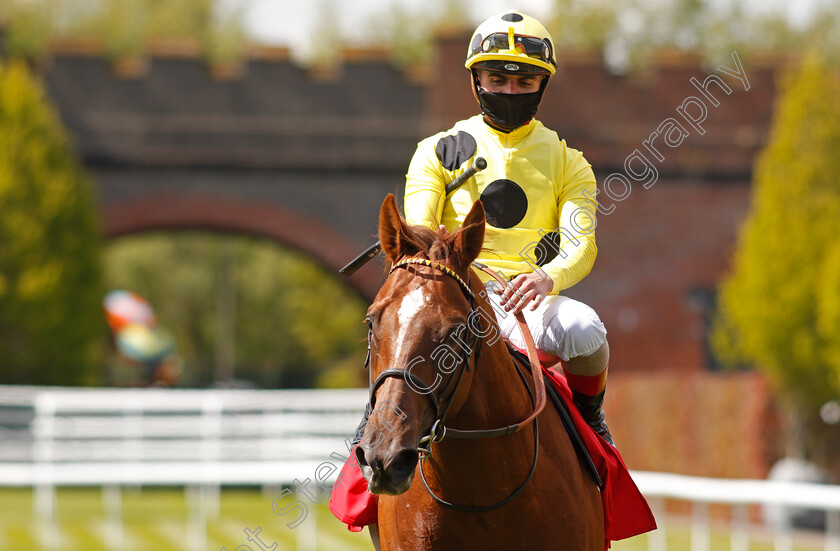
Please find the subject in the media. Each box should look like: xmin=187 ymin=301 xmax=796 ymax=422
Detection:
xmin=398 ymin=286 xmax=426 ymax=327
xmin=396 ymin=286 xmax=427 ymax=348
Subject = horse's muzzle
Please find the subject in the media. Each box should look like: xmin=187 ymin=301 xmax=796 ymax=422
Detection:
xmin=356 ymin=445 xmax=418 ymax=495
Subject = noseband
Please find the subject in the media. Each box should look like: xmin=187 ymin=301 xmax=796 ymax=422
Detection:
xmin=365 ymin=256 xmax=549 ymax=513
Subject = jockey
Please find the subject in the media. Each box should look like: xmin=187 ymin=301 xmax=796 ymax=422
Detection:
xmin=331 ymin=11 xmax=623 ymax=548
xmin=404 ymin=9 xmax=614 ymax=446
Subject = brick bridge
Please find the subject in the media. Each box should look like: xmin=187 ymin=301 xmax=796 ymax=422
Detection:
xmin=18 ymin=32 xmax=784 ymax=373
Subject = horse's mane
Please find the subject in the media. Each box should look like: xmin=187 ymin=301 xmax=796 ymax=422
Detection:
xmin=399 ymin=220 xmax=485 ymax=266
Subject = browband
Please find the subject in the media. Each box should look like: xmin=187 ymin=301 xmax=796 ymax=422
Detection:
xmin=390 ymin=257 xmax=475 ymax=302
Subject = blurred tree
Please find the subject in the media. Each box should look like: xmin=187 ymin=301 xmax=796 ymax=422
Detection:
xmin=104 ymin=233 xmax=368 ymax=389
xmin=307 ymin=0 xmax=342 ymax=69
xmin=144 ymin=0 xmax=213 ymax=38
xmin=3 ymin=0 xmax=839 ymax=68
xmin=712 ymin=55 xmax=840 ymax=461
xmin=369 ymin=0 xmax=469 ymax=68
xmin=98 ymin=0 xmax=147 ymax=61
xmin=0 ymin=0 xmax=246 ymax=64
xmin=0 ymin=61 xmax=105 ymax=385
xmin=549 ymin=0 xmax=620 ymax=52
xmin=0 ymin=0 xmax=53 ymax=60
xmin=369 ymin=2 xmax=431 ymax=68
xmin=547 ymin=0 xmax=840 ymax=70
xmin=201 ymin=7 xmax=247 ymax=67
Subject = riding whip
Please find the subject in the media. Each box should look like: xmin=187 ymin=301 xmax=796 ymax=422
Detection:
xmin=339 ymin=157 xmax=487 ymax=276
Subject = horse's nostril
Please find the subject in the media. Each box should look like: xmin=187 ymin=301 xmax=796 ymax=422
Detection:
xmin=355 ymin=445 xmax=369 ymax=467
xmin=388 ymin=449 xmax=419 ymax=477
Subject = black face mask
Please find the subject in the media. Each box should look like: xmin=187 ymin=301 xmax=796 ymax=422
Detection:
xmin=476 ymin=87 xmax=544 ymax=131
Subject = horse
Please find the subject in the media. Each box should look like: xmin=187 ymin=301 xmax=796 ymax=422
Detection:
xmin=355 ymin=194 xmax=605 ymax=550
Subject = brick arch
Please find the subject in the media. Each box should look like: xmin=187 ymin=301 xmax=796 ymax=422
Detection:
xmin=103 ymin=193 xmax=384 ymax=300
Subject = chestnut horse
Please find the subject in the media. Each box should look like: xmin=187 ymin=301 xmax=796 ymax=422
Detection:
xmin=356 ymin=194 xmax=604 ymax=550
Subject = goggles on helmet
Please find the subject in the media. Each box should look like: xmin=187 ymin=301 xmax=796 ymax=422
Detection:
xmin=473 ymin=32 xmax=553 ymax=66
xmin=465 ymin=11 xmax=557 ymax=75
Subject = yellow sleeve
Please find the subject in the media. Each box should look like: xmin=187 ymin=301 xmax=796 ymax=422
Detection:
xmin=404 ymin=137 xmax=447 ymax=230
xmin=539 ymin=145 xmax=598 ymax=294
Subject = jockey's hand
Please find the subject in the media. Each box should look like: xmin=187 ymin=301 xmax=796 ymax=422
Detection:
xmin=495 ymin=272 xmax=554 ymax=315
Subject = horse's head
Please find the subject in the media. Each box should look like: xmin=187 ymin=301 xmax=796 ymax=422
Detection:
xmin=356 ymin=194 xmax=485 ymax=495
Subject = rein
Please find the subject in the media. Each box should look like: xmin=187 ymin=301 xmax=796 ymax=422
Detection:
xmin=366 ymin=256 xmax=548 ymax=512
xmin=451 ymin=261 xmax=547 ymax=438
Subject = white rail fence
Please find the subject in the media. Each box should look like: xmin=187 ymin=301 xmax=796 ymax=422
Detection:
xmin=1 ymin=385 xmax=839 ymax=551
xmin=0 ymin=385 xmax=368 ymax=551
xmin=634 ymin=471 xmax=840 ymax=551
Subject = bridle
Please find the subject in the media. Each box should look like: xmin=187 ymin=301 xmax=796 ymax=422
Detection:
xmin=365 ymin=256 xmax=547 ymax=512
xmin=367 ymin=257 xmax=482 ymax=455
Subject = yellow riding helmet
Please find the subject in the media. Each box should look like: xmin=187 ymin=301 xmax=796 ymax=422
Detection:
xmin=465 ymin=10 xmax=556 ymax=76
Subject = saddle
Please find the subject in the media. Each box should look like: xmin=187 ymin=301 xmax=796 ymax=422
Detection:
xmin=507 ymin=344 xmax=603 ymax=489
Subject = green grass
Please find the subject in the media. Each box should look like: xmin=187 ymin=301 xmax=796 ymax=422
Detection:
xmin=0 ymin=487 xmax=371 ymax=551
xmin=611 ymin=517 xmax=825 ymax=551
xmin=0 ymin=488 xmax=829 ymax=551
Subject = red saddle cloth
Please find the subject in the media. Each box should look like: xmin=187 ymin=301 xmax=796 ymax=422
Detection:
xmin=328 ymin=364 xmax=657 ymax=545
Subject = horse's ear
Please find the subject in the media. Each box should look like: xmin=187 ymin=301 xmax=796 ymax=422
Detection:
xmin=378 ymin=194 xmax=418 ymax=263
xmin=453 ymin=200 xmax=485 ymax=269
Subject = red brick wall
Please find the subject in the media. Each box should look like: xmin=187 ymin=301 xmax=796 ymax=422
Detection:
xmin=581 ymin=181 xmax=751 ymax=373
xmin=608 ymin=371 xmax=780 ymax=478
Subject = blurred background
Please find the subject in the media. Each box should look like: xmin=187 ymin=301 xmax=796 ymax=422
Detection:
xmin=1 ymin=0 xmax=839 ymax=549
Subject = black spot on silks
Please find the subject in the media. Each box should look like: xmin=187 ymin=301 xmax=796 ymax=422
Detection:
xmin=534 ymin=230 xmax=562 ymax=266
xmin=501 ymin=13 xmax=524 ymax=22
xmin=435 ymin=131 xmax=478 ymax=171
xmin=480 ymin=179 xmax=528 ymax=228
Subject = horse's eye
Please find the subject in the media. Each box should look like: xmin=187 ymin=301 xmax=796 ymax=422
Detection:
xmin=443 ymin=322 xmax=468 ymax=343
xmin=365 ymin=316 xmax=373 ymax=330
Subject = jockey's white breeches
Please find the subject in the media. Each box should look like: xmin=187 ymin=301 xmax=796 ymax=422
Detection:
xmin=480 ymin=281 xmax=607 ymax=361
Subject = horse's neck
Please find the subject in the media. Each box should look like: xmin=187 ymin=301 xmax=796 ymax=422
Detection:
xmin=442 ymin=271 xmax=534 ymax=427
xmin=450 ymin=313 xmax=535 ymax=429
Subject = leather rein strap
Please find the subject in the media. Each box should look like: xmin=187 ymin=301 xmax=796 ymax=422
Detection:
xmin=444 ymin=262 xmax=547 ymax=439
